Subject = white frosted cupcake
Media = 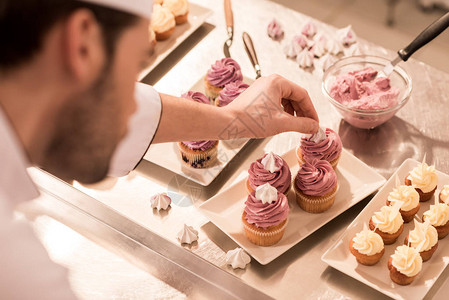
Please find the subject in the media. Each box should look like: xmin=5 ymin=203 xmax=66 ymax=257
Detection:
xmin=404 ymin=219 xmax=438 ymax=262
xmin=349 ymin=224 xmax=384 ymax=266
xmin=163 ymin=0 xmax=189 ymax=25
xmin=151 ymin=4 xmax=176 ymax=41
xmin=386 ymin=182 xmax=420 ymax=223
xmin=422 ymin=202 xmax=449 ymax=239
xmin=405 ymin=157 xmax=438 ymax=202
xmin=388 ymin=245 xmax=422 ymax=285
xmin=439 ymin=184 xmax=449 ymax=205
xmin=369 ymin=202 xmax=404 ymax=245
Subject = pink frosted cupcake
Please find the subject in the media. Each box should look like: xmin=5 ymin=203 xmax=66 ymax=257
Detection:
xmin=216 ymin=81 xmax=249 ymax=107
xmin=294 ymin=159 xmax=338 ymax=213
xmin=204 ymin=58 xmax=243 ymax=101
xmin=242 ymin=183 xmax=289 ymax=246
xmin=296 ymin=127 xmax=342 ymax=169
xmin=246 ymin=152 xmax=292 ymax=196
xmin=178 ymin=91 xmax=218 ymax=168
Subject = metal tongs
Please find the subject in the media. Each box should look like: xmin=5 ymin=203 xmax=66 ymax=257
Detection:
xmin=223 ymin=0 xmax=233 ymax=58
xmin=242 ymin=32 xmax=262 ymax=79
xmin=382 ymin=12 xmax=449 ymax=76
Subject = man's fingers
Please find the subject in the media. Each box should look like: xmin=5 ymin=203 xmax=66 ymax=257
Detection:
xmin=277 ymin=114 xmax=319 ymax=134
xmin=271 ymin=75 xmax=319 ymax=123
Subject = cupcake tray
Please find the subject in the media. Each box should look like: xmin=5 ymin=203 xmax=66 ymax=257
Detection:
xmin=138 ymin=3 xmax=213 ymax=80
xmin=198 ymin=147 xmax=386 ymax=265
xmin=322 ymin=158 xmax=449 ymax=300
xmin=143 ymin=76 xmax=254 ymax=186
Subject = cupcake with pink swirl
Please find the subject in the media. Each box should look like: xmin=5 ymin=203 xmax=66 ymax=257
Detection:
xmin=246 ymin=152 xmax=292 ymax=196
xmin=204 ymin=58 xmax=243 ymax=101
xmin=296 ymin=127 xmax=342 ymax=169
xmin=178 ymin=91 xmax=219 ymax=168
xmin=216 ymin=81 xmax=249 ymax=107
xmin=242 ymin=183 xmax=289 ymax=246
xmin=294 ymin=159 xmax=338 ymax=213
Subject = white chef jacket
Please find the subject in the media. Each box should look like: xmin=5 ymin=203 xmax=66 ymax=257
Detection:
xmin=0 ymin=82 xmax=161 ymax=299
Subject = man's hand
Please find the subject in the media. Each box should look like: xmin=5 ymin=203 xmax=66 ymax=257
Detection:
xmin=222 ymin=74 xmax=319 ymax=138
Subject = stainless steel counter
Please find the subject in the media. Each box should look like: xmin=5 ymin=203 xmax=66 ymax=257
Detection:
xmin=19 ymin=0 xmax=449 ymax=299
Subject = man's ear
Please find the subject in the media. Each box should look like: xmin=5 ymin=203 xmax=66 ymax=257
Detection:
xmin=62 ymin=9 xmax=105 ymax=84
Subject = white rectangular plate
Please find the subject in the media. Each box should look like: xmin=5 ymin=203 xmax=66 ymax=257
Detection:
xmin=198 ymin=148 xmax=386 ymax=265
xmin=322 ymin=158 xmax=449 ymax=300
xmin=138 ymin=3 xmax=212 ymax=80
xmin=143 ymin=76 xmax=254 ymax=186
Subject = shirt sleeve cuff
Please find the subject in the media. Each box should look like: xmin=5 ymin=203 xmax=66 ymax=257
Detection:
xmin=108 ymin=82 xmax=162 ymax=177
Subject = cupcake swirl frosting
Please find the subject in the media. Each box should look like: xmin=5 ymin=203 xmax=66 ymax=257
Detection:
xmin=371 ymin=205 xmax=403 ymax=234
xmin=408 ymin=220 xmax=438 ymax=252
xmin=440 ymin=185 xmax=449 ymax=204
xmin=388 ymin=185 xmax=419 ymax=212
xmin=295 ymin=160 xmax=337 ymax=196
xmin=267 ymin=19 xmax=284 ymax=40
xmin=182 ymin=140 xmax=216 ymax=151
xmin=206 ymin=58 xmax=243 ymax=88
xmin=163 ymin=0 xmax=189 ymax=16
xmin=181 ymin=91 xmax=210 ymax=104
xmin=352 ymin=229 xmax=384 ymax=255
xmin=300 ymin=128 xmax=342 ymax=163
xmin=423 ymin=203 xmax=449 ymax=227
xmin=244 ymin=190 xmax=289 ymax=229
xmin=151 ymin=4 xmax=176 ymax=33
xmin=248 ymin=153 xmax=291 ymax=194
xmin=391 ymin=245 xmax=422 ymax=277
xmin=217 ymin=81 xmax=249 ymax=107
xmin=407 ymin=162 xmax=438 ymax=193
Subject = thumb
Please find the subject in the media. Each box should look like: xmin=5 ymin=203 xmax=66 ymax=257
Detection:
xmin=278 ymin=114 xmax=319 ymax=134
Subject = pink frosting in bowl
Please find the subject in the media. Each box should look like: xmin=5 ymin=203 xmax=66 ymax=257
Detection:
xmin=216 ymin=81 xmax=249 ymax=107
xmin=295 ymin=160 xmax=337 ymax=197
xmin=322 ymin=55 xmax=412 ymax=129
xmin=248 ymin=153 xmax=291 ymax=194
xmin=206 ymin=58 xmax=243 ymax=88
xmin=300 ymin=128 xmax=342 ymax=163
xmin=244 ymin=191 xmax=289 ymax=229
xmin=329 ymin=67 xmax=400 ymax=110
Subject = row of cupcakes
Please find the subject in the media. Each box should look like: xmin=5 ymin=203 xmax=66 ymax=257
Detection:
xmin=246 ymin=126 xmax=342 ymax=214
xmin=349 ymin=159 xmax=449 ymax=285
xmin=150 ymin=0 xmax=189 ymax=41
xmin=177 ymin=58 xmax=250 ymax=168
xmin=204 ymin=57 xmax=249 ymax=105
xmin=241 ymin=128 xmax=343 ymax=246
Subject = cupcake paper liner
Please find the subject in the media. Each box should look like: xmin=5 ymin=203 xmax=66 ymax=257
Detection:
xmin=294 ymin=183 xmax=338 ymax=213
xmin=178 ymin=142 xmax=218 ymax=169
xmin=242 ymin=214 xmax=288 ymax=246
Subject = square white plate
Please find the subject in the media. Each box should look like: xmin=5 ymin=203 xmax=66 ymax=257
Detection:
xmin=198 ymin=148 xmax=386 ymax=265
xmin=321 ymin=158 xmax=449 ymax=300
xmin=138 ymin=3 xmax=213 ymax=80
xmin=143 ymin=76 xmax=254 ymax=186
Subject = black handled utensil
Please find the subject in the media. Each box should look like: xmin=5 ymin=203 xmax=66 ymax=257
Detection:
xmin=223 ymin=0 xmax=233 ymax=58
xmin=383 ymin=12 xmax=449 ymax=76
xmin=242 ymin=32 xmax=261 ymax=79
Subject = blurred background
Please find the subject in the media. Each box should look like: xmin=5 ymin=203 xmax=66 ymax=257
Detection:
xmin=272 ymin=0 xmax=449 ymax=73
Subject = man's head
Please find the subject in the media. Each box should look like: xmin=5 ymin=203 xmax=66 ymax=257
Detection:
xmin=0 ymin=0 xmax=153 ymax=183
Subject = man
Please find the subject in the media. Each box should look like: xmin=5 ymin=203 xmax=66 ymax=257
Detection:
xmin=0 ymin=0 xmax=319 ymax=298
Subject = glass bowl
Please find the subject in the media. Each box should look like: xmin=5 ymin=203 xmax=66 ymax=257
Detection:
xmin=322 ymin=55 xmax=412 ymax=129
